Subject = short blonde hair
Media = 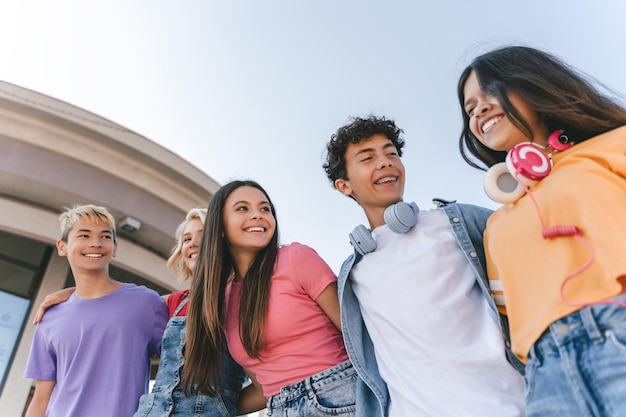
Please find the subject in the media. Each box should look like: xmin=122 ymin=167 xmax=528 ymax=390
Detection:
xmin=166 ymin=207 xmax=207 ymax=282
xmin=59 ymin=204 xmax=116 ymax=242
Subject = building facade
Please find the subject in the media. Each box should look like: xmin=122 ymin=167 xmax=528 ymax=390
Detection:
xmin=0 ymin=80 xmax=220 ymax=416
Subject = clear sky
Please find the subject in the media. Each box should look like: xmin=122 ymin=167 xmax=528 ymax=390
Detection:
xmin=2 ymin=0 xmax=625 ymax=273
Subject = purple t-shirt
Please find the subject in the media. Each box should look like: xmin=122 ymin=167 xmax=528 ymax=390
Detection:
xmin=24 ymin=283 xmax=168 ymax=417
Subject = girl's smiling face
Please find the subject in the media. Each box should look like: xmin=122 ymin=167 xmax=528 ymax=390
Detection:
xmin=463 ymin=71 xmax=550 ymax=152
xmin=223 ymin=185 xmax=276 ymax=258
xmin=181 ymin=218 xmax=203 ymax=273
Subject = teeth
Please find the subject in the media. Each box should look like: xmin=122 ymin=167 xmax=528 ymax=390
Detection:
xmin=84 ymin=254 xmax=103 ymax=258
xmin=246 ymin=227 xmax=264 ymax=233
xmin=482 ymin=116 xmax=502 ymax=133
xmin=375 ymin=176 xmax=396 ymax=185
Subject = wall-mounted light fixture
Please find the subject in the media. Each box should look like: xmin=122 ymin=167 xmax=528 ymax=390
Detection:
xmin=119 ymin=216 xmax=141 ymax=233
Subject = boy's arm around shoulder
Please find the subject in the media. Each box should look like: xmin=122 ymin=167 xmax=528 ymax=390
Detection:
xmin=25 ymin=380 xmax=56 ymax=417
xmin=33 ymin=287 xmax=76 ymax=324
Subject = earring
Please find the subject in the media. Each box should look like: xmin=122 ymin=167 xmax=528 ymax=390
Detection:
xmin=547 ymin=129 xmax=573 ymax=152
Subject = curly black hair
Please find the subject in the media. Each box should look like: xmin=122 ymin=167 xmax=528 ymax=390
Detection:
xmin=323 ymin=115 xmax=405 ymax=185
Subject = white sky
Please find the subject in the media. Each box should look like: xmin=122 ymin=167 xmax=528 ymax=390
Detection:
xmin=1 ymin=0 xmax=625 ymax=272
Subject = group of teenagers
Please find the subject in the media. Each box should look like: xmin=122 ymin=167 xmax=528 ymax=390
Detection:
xmin=24 ymin=44 xmax=626 ymax=417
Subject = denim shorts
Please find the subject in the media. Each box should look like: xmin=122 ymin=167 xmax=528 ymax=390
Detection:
xmin=525 ymin=295 xmax=626 ymax=417
xmin=266 ymin=359 xmax=357 ymax=416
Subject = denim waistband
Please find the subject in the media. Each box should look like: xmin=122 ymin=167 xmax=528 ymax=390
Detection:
xmin=268 ymin=360 xmax=355 ymax=409
xmin=531 ymin=294 xmax=626 ymax=360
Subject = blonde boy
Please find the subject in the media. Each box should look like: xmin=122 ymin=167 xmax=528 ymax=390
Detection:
xmin=24 ymin=205 xmax=168 ymax=417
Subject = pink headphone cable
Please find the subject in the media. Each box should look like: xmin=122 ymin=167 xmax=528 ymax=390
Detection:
xmin=516 ymin=172 xmax=626 ymax=309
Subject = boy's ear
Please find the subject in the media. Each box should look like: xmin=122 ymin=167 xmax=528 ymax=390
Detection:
xmin=335 ymin=178 xmax=353 ymax=197
xmin=112 ymin=242 xmax=118 ymax=258
xmin=56 ymin=239 xmax=67 ymax=257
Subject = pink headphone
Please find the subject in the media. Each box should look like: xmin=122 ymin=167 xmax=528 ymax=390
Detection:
xmin=484 ymin=130 xmax=574 ymax=203
xmin=483 ymin=130 xmax=625 ymax=311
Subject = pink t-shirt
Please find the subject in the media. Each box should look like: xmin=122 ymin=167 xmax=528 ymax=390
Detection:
xmin=224 ymin=243 xmax=348 ymax=396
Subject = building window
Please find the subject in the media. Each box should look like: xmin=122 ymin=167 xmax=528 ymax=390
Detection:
xmin=0 ymin=231 xmax=52 ymax=393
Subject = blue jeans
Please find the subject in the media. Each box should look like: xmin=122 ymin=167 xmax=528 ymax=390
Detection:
xmin=525 ymin=295 xmax=626 ymax=417
xmin=266 ymin=360 xmax=357 ymax=417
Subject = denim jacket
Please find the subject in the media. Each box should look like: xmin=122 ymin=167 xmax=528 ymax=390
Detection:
xmin=134 ymin=297 xmax=246 ymax=417
xmin=337 ymin=200 xmax=525 ymax=417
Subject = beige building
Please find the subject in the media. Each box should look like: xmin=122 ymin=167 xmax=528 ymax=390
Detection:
xmin=0 ymin=80 xmax=220 ymax=416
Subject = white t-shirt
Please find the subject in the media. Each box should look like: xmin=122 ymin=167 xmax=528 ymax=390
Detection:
xmin=350 ymin=209 xmax=525 ymax=417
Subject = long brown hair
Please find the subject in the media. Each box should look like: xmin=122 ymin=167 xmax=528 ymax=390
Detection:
xmin=182 ymin=180 xmax=279 ymax=396
xmin=457 ymin=45 xmax=626 ymax=169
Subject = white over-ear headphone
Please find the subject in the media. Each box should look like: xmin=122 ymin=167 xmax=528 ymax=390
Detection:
xmin=484 ymin=130 xmax=573 ymax=204
xmin=349 ymin=201 xmax=419 ymax=255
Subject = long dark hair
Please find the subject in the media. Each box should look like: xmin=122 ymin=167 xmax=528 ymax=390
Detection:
xmin=457 ymin=45 xmax=626 ymax=169
xmin=182 ymin=180 xmax=279 ymax=395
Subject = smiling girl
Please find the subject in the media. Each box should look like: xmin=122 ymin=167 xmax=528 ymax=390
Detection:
xmin=458 ymin=45 xmax=626 ymax=417
xmin=183 ymin=180 xmax=356 ymax=416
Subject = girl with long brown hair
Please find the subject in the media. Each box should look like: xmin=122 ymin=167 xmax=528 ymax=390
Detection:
xmin=458 ymin=45 xmax=626 ymax=417
xmin=183 ymin=180 xmax=355 ymax=416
